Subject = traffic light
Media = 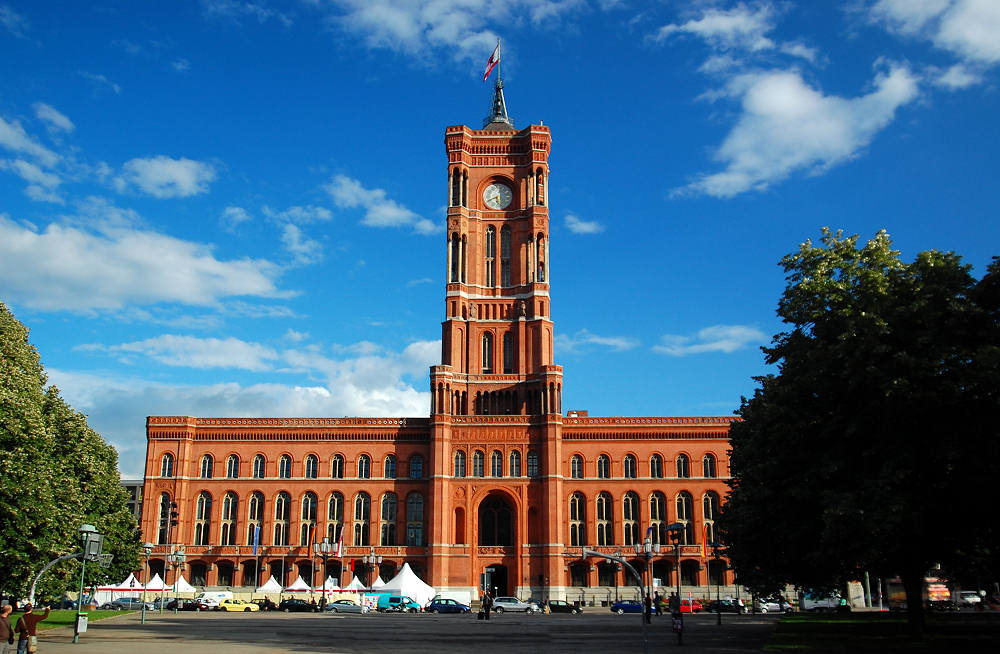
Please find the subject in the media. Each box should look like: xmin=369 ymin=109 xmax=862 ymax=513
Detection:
xmin=170 ymin=501 xmax=179 ymax=527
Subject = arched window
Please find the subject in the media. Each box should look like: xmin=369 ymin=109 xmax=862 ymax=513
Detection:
xmin=502 ymin=331 xmax=514 ymax=374
xmin=384 ymin=454 xmax=397 ymax=479
xmin=478 ymin=497 xmax=513 ymax=546
xmin=353 ymin=492 xmax=371 ymax=546
xmin=450 ymin=232 xmax=461 ymax=283
xmin=358 ymin=455 xmax=371 ymax=479
xmin=624 ymin=455 xmax=637 ymax=479
xmin=157 ymin=493 xmax=171 ymax=544
xmin=481 ymin=332 xmax=493 ymax=374
xmin=650 ymin=454 xmax=663 ymax=479
xmin=509 ymin=450 xmax=521 ymax=477
xmin=406 ymin=493 xmax=424 ymax=546
xmin=569 ymin=492 xmax=585 ymax=546
xmin=252 ymin=454 xmax=266 ymax=479
xmin=220 ymin=492 xmax=238 ymax=546
xmin=676 ymin=492 xmax=694 ymax=545
xmin=160 ymin=453 xmax=174 ymax=478
xmin=484 ymin=225 xmax=496 ymax=286
xmin=571 ymin=455 xmax=584 ymax=479
xmin=327 ymin=492 xmax=344 ymax=542
xmin=623 ymin=492 xmax=640 ymax=546
xmin=246 ymin=492 xmax=264 ymax=545
xmin=500 ymin=227 xmax=511 ymax=286
xmin=451 ymin=169 xmax=460 ymax=206
xmin=536 ymin=168 xmax=545 ymax=206
xmin=300 ymin=492 xmax=318 ymax=545
xmin=676 ymin=454 xmax=690 ymax=479
xmin=409 ymin=454 xmax=423 ymax=479
xmin=597 ymin=454 xmax=611 ymax=479
xmin=226 ymin=455 xmax=239 ymax=479
xmin=454 ymin=451 xmax=467 ymax=477
xmin=702 ymin=454 xmax=717 ymax=478
xmin=703 ymin=491 xmax=720 ymax=544
xmin=274 ymin=492 xmax=291 ymax=546
xmin=596 ymin=492 xmax=613 ymax=546
xmin=331 ymin=454 xmax=344 ymax=479
xmin=527 ymin=450 xmax=540 ymax=477
xmin=649 ymin=492 xmax=667 ymax=545
xmin=536 ymin=235 xmax=546 ymax=281
xmin=472 ymin=450 xmax=485 ymax=477
xmin=380 ymin=493 xmax=397 ymax=545
xmin=278 ymin=455 xmax=292 ymax=479
xmin=194 ymin=492 xmax=212 ymax=545
xmin=490 ymin=450 xmax=503 ymax=477
xmin=200 ymin=455 xmax=214 ymax=479
xmin=304 ymin=454 xmax=318 ymax=479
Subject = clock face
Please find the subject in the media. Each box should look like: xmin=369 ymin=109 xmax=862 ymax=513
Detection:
xmin=483 ymin=182 xmax=513 ymax=210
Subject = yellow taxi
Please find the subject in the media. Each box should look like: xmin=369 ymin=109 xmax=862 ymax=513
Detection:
xmin=217 ymin=598 xmax=260 ymax=612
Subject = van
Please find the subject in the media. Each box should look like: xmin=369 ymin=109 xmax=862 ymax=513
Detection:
xmin=377 ymin=595 xmax=421 ymax=612
xmin=195 ymin=591 xmax=234 ymax=608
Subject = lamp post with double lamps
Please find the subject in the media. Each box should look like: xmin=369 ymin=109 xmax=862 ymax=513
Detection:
xmin=168 ymin=548 xmax=186 ymax=612
xmin=74 ymin=524 xmax=103 ymax=644
xmin=633 ymin=528 xmax=660 ymax=622
xmin=363 ymin=548 xmax=382 ymax=587
xmin=140 ymin=543 xmax=154 ymax=624
xmin=710 ymin=542 xmax=724 ymax=625
xmin=666 ymin=522 xmax=685 ymax=645
xmin=313 ymin=537 xmax=332 ymax=609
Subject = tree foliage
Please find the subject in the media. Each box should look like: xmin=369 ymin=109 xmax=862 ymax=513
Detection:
xmin=719 ymin=230 xmax=1000 ymax=630
xmin=0 ymin=303 xmax=139 ymax=599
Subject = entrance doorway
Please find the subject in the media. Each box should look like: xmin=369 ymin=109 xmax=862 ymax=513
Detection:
xmin=483 ymin=564 xmax=508 ymax=597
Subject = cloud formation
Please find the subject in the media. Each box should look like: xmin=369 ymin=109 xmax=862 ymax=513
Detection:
xmin=565 ymin=213 xmax=605 ymax=234
xmin=325 ymin=174 xmax=437 ymax=234
xmin=871 ymin=0 xmax=1000 ymax=65
xmin=652 ymin=324 xmax=766 ymax=356
xmin=555 ymin=328 xmax=638 ymax=354
xmin=33 ymin=103 xmax=75 ymax=133
xmin=115 ymin=155 xmax=217 ymax=198
xmin=83 ymin=334 xmax=281 ymax=371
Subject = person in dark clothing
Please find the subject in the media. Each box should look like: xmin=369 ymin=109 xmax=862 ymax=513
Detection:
xmin=1 ymin=605 xmax=14 ymax=654
xmin=15 ymin=605 xmax=49 ymax=654
xmin=482 ymin=591 xmax=492 ymax=620
xmin=653 ymin=591 xmax=662 ymax=616
xmin=643 ymin=594 xmax=652 ymax=624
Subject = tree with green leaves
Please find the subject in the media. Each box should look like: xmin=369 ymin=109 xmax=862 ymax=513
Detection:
xmin=0 ymin=302 xmax=139 ymax=601
xmin=720 ymin=230 xmax=1000 ymax=634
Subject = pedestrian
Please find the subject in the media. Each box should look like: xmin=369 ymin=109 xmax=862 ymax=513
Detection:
xmin=482 ymin=591 xmax=492 ymax=620
xmin=14 ymin=604 xmax=49 ymax=654
xmin=1 ymin=605 xmax=14 ymax=654
xmin=643 ymin=594 xmax=652 ymax=624
xmin=653 ymin=591 xmax=661 ymax=616
xmin=668 ymin=592 xmax=681 ymax=617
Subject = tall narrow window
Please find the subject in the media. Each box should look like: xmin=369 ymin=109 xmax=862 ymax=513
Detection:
xmin=490 ymin=450 xmax=503 ymax=477
xmin=451 ymin=170 xmax=460 ymax=206
xmin=450 ymin=233 xmax=461 ymax=283
xmin=157 ymin=493 xmax=171 ymax=544
xmin=358 ymin=455 xmax=371 ymax=479
xmin=509 ymin=450 xmax=521 ymax=477
xmin=247 ymin=492 xmax=264 ymax=545
xmin=220 ymin=492 xmax=238 ymax=545
xmin=624 ymin=455 xmax=637 ymax=479
xmin=702 ymin=454 xmax=717 ymax=478
xmin=327 ymin=492 xmax=344 ymax=542
xmin=300 ymin=492 xmax=318 ymax=545
xmin=200 ymin=455 xmax=214 ymax=479
xmin=571 ymin=455 xmax=584 ymax=479
xmin=304 ymin=455 xmax=318 ymax=479
xmin=703 ymin=492 xmax=720 ymax=544
xmin=597 ymin=454 xmax=610 ymax=479
xmin=537 ymin=235 xmax=546 ymax=282
xmin=472 ymin=450 xmax=485 ymax=477
xmin=454 ymin=451 xmax=467 ymax=477
xmin=650 ymin=454 xmax=663 ymax=479
xmin=384 ymin=454 xmax=397 ymax=479
xmin=194 ymin=492 xmax=211 ymax=545
xmin=406 ymin=493 xmax=424 ymax=546
xmin=536 ymin=168 xmax=545 ymax=206
xmin=380 ymin=493 xmax=397 ymax=545
xmin=253 ymin=454 xmax=266 ymax=479
xmin=676 ymin=454 xmax=690 ymax=479
xmin=596 ymin=492 xmax=613 ymax=546
xmin=500 ymin=227 xmax=511 ymax=286
xmin=331 ymin=454 xmax=344 ymax=479
xmin=278 ymin=455 xmax=292 ymax=479
xmin=569 ymin=492 xmax=585 ymax=546
xmin=649 ymin=492 xmax=667 ymax=545
xmin=623 ymin=492 xmax=640 ymax=546
xmin=676 ymin=492 xmax=693 ymax=545
xmin=161 ymin=453 xmax=174 ymax=478
xmin=527 ymin=450 xmax=540 ymax=477
xmin=481 ymin=333 xmax=494 ymax=374
xmin=409 ymin=455 xmax=423 ymax=479
xmin=354 ymin=492 xmax=371 ymax=546
xmin=484 ymin=226 xmax=496 ymax=286
xmin=502 ymin=331 xmax=514 ymax=373
xmin=274 ymin=492 xmax=291 ymax=546
xmin=226 ymin=455 xmax=240 ymax=479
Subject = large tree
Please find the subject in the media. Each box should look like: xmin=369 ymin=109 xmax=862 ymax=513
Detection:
xmin=0 ymin=303 xmax=139 ymax=600
xmin=720 ymin=230 xmax=1000 ymax=633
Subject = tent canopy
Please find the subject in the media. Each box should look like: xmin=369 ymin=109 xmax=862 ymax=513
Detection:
xmin=144 ymin=573 xmax=171 ymax=591
xmin=313 ymin=576 xmax=340 ymax=592
xmin=343 ymin=576 xmax=367 ymax=591
xmin=379 ymin=563 xmax=436 ymax=607
xmin=173 ymin=575 xmax=196 ymax=592
xmin=284 ymin=575 xmax=311 ymax=592
xmin=256 ymin=576 xmax=282 ymax=593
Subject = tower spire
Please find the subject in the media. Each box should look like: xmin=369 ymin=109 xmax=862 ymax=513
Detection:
xmin=483 ymin=78 xmax=514 ymax=129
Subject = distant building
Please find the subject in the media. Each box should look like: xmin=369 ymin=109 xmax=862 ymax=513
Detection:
xmin=121 ymin=478 xmax=144 ymax=524
xmin=139 ymin=83 xmax=735 ymax=601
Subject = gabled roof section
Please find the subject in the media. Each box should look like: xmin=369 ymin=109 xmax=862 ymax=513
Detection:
xmin=483 ymin=79 xmax=515 ymax=131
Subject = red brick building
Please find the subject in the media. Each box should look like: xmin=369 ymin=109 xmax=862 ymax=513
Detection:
xmin=140 ymin=84 xmax=736 ymax=602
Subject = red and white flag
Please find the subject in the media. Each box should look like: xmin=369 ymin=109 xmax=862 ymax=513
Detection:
xmin=483 ymin=41 xmax=500 ymax=81
xmin=335 ymin=525 xmax=344 ymax=558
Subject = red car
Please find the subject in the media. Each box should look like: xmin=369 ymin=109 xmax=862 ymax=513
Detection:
xmin=680 ymin=599 xmax=703 ymax=613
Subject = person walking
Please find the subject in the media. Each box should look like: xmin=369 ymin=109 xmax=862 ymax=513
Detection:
xmin=1 ymin=605 xmax=14 ymax=654
xmin=653 ymin=591 xmax=662 ymax=616
xmin=482 ymin=591 xmax=492 ymax=620
xmin=643 ymin=594 xmax=652 ymax=624
xmin=15 ymin=604 xmax=49 ymax=654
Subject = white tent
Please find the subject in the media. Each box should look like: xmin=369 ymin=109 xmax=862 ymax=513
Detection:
xmin=370 ymin=575 xmax=385 ymax=589
xmin=343 ymin=576 xmax=367 ymax=591
xmin=144 ymin=573 xmax=171 ymax=591
xmin=173 ymin=575 xmax=196 ymax=593
xmin=284 ymin=575 xmax=312 ymax=592
xmin=256 ymin=576 xmax=282 ymax=593
xmin=380 ymin=563 xmax=436 ymax=607
xmin=92 ymin=573 xmax=144 ymax=604
xmin=314 ymin=576 xmax=340 ymax=593
xmin=97 ymin=572 xmax=141 ymax=591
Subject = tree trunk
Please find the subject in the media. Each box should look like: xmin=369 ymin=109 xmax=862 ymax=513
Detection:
xmin=900 ymin=571 xmax=925 ymax=640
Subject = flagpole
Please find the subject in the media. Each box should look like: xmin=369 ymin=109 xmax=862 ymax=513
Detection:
xmin=497 ymin=38 xmax=501 ymax=86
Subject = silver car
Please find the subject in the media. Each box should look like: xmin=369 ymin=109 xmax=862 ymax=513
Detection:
xmin=325 ymin=599 xmax=367 ymax=614
xmin=491 ymin=596 xmax=539 ymax=614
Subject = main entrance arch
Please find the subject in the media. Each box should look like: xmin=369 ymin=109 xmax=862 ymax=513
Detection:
xmin=476 ymin=492 xmax=517 ymax=597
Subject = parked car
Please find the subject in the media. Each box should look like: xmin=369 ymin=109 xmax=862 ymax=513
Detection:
xmin=100 ymin=598 xmax=153 ymax=611
xmin=758 ymin=598 xmax=792 ymax=613
xmin=425 ymin=598 xmax=470 ymax=614
xmin=167 ymin=598 xmax=212 ymax=611
xmin=278 ymin=598 xmax=319 ymax=613
xmin=680 ymin=599 xmax=703 ymax=613
xmin=251 ymin=598 xmax=277 ymax=611
xmin=959 ymin=591 xmax=982 ymax=608
xmin=325 ymin=599 xmax=367 ymax=614
xmin=546 ymin=600 xmax=582 ymax=614
xmin=491 ymin=596 xmax=539 ymax=614
xmin=217 ymin=599 xmax=259 ymax=612
xmin=704 ymin=599 xmax=747 ymax=614
xmin=377 ymin=595 xmax=422 ymax=613
xmin=610 ymin=600 xmax=644 ymax=615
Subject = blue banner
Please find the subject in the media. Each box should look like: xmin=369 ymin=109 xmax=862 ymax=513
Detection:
xmin=252 ymin=524 xmax=260 ymax=556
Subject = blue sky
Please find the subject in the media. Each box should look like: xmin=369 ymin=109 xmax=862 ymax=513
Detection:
xmin=2 ymin=1 xmax=998 ymax=477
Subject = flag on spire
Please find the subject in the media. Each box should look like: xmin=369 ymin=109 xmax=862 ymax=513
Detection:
xmin=483 ymin=40 xmax=500 ymax=82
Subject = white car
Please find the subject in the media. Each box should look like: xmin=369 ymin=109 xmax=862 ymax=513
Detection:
xmin=758 ymin=599 xmax=790 ymax=613
xmin=491 ymin=596 xmax=539 ymax=614
xmin=959 ymin=591 xmax=982 ymax=607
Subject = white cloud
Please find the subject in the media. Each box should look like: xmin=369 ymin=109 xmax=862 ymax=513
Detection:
xmin=871 ymin=0 xmax=1000 ymax=65
xmin=281 ymin=223 xmax=323 ymax=265
xmin=284 ymin=328 xmax=309 ymax=342
xmin=115 ymin=155 xmax=217 ymax=198
xmin=172 ymin=58 xmax=190 ymax=72
xmin=565 ymin=212 xmax=605 ymax=234
xmin=262 ymin=204 xmax=333 ymax=223
xmin=221 ymin=205 xmax=251 ymax=230
xmin=33 ymin=103 xmax=75 ymax=133
xmin=78 ymin=71 xmax=121 ymax=95
xmin=83 ymin=334 xmax=280 ymax=371
xmin=676 ymin=64 xmax=919 ymax=197
xmin=0 ymin=158 xmax=63 ymax=203
xmin=555 ymin=329 xmax=638 ymax=354
xmin=0 ymin=4 xmax=27 ymax=37
xmin=0 ymin=207 xmax=289 ymax=312
xmin=934 ymin=63 xmax=981 ymax=88
xmin=654 ymin=3 xmax=776 ymax=51
xmin=201 ymin=0 xmax=293 ymax=26
xmin=325 ymin=174 xmax=438 ymax=234
xmin=652 ymin=324 xmax=765 ymax=356
xmin=0 ymin=115 xmax=60 ymax=168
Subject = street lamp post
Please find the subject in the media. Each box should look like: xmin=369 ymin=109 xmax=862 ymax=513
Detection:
xmin=666 ymin=522 xmax=684 ymax=646
xmin=168 ymin=548 xmax=186 ymax=613
xmin=633 ymin=531 xmax=661 ymax=623
xmin=140 ymin=543 xmax=154 ymax=624
xmin=362 ymin=548 xmax=382 ymax=587
xmin=710 ymin=542 xmax=723 ymax=625
xmin=74 ymin=524 xmax=103 ymax=644
xmin=313 ymin=537 xmax=332 ymax=609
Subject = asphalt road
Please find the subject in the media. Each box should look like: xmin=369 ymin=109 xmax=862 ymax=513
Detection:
xmin=40 ymin=609 xmax=777 ymax=654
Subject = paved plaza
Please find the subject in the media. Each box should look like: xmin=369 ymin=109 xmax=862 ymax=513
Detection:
xmin=38 ymin=610 xmax=777 ymax=654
